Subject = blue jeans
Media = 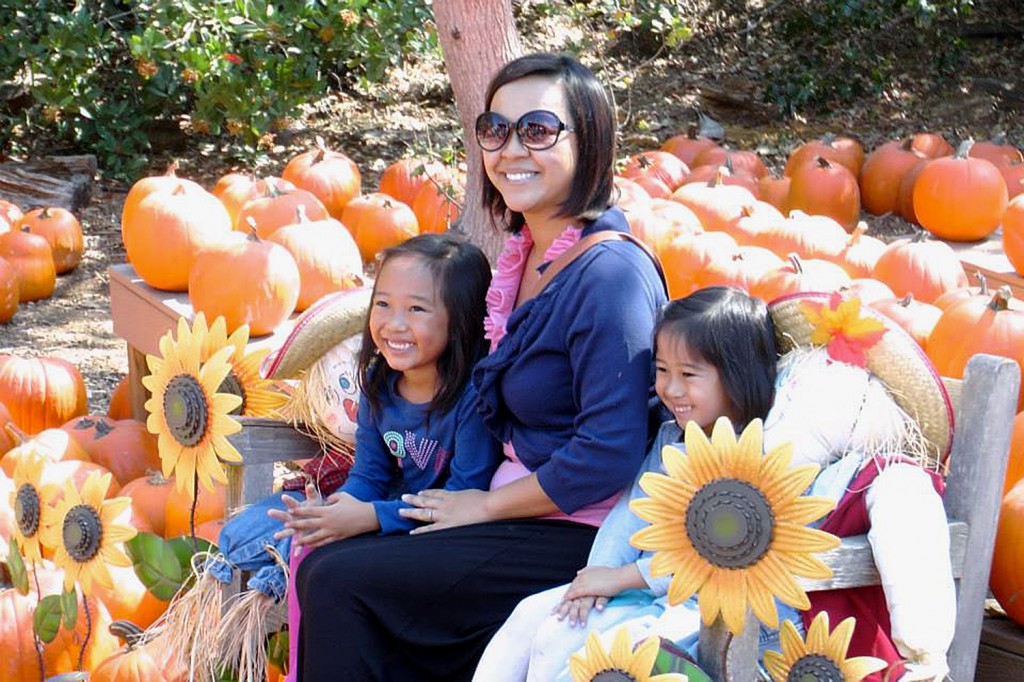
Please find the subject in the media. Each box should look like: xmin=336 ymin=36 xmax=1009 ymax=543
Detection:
xmin=205 ymin=490 xmax=303 ymax=602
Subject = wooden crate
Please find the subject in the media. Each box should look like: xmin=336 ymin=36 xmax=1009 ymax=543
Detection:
xmin=976 ymin=615 xmax=1024 ymax=681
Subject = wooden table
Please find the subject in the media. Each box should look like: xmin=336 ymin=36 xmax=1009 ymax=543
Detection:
xmin=948 ymin=229 xmax=1024 ymax=299
xmin=976 ymin=614 xmax=1024 ymax=681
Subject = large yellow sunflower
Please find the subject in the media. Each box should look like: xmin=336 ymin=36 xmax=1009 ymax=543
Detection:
xmin=143 ymin=315 xmax=244 ymax=498
xmin=630 ymin=417 xmax=840 ymax=635
xmin=9 ymin=451 xmax=55 ymax=563
xmin=764 ymin=612 xmax=887 ymax=682
xmin=569 ymin=627 xmax=687 ymax=682
xmin=195 ymin=312 xmax=288 ymax=418
xmin=39 ymin=470 xmax=137 ymax=594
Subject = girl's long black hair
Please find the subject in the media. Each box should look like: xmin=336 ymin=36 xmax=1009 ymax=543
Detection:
xmin=356 ymin=233 xmax=492 ymax=417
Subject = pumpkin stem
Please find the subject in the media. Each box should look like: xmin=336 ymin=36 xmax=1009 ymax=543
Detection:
xmin=911 ymin=228 xmax=930 ymax=243
xmin=988 ymin=286 xmax=1013 ymax=312
xmin=164 ymin=159 xmax=180 ymax=177
xmin=40 ymin=207 xmax=51 ymax=219
xmin=822 ymin=132 xmax=836 ymax=146
xmin=4 ymin=421 xmax=27 ymax=446
xmin=244 ymin=217 xmax=262 ymax=242
xmin=975 ymin=270 xmax=989 ymax=295
xmin=815 ymin=155 xmax=832 ymax=170
xmin=954 ymin=138 xmax=975 ymax=159
xmin=295 ymin=204 xmax=309 ymax=224
xmin=900 ymin=293 xmax=914 ymax=307
xmin=110 ymin=619 xmax=147 ymax=648
xmin=787 ymin=252 xmax=803 ymax=273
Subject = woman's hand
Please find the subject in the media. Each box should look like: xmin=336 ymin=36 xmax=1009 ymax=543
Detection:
xmin=399 ymin=488 xmax=491 ymax=533
xmin=268 ymin=489 xmax=378 ymax=550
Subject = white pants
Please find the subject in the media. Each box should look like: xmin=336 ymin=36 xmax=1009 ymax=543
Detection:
xmin=473 ymin=584 xmax=701 ymax=682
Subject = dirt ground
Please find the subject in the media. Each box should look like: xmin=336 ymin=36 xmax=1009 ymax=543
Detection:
xmin=0 ymin=6 xmax=1021 ymax=414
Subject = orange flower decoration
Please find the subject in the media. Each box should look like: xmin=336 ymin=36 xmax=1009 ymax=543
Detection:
xmin=800 ymin=293 xmax=886 ymax=368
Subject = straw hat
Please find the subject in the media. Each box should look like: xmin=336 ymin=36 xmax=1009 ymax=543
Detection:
xmin=262 ymin=287 xmax=372 ymax=380
xmin=768 ymin=291 xmax=954 ymax=462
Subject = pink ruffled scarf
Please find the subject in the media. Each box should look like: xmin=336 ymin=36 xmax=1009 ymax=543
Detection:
xmin=484 ymin=223 xmax=582 ymax=352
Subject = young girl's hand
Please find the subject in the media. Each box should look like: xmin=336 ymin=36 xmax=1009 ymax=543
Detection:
xmin=553 ymin=595 xmax=605 ymax=627
xmin=269 ymin=490 xmax=378 ymax=550
xmin=563 ymin=565 xmax=641 ymax=601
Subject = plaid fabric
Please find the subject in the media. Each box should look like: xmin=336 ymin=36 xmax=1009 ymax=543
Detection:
xmin=281 ymin=443 xmax=355 ymax=496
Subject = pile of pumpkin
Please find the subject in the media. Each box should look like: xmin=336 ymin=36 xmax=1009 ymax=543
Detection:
xmin=0 ymin=355 xmax=232 ymax=680
xmin=0 ymin=200 xmax=85 ymax=324
xmin=120 ymin=139 xmax=465 ymax=337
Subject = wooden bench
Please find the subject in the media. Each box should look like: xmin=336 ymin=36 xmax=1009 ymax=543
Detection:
xmin=698 ymin=353 xmax=1021 ymax=682
xmin=977 ymin=613 xmax=1024 ymax=681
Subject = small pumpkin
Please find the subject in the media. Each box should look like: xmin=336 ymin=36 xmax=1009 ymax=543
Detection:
xmin=188 ymin=228 xmax=301 ymax=336
xmin=378 ymin=157 xmax=450 ymax=208
xmin=786 ymin=155 xmax=862 ymax=229
xmin=282 ymin=137 xmax=362 ymax=219
xmin=0 ymin=355 xmax=88 ymax=435
xmin=235 ymin=182 xmax=330 ymax=238
xmin=341 ymin=192 xmax=419 ymax=263
xmin=991 ymin=480 xmax=1024 ymax=626
xmin=0 ymin=229 xmax=56 ymax=302
xmin=107 ymin=376 xmax=134 ymax=421
xmin=620 ymin=150 xmax=690 ymax=192
xmin=859 ymin=138 xmax=928 ymax=216
xmin=411 ymin=174 xmax=464 ymax=234
xmin=15 ymin=207 xmax=84 ymax=274
xmin=913 ymin=140 xmax=1009 ymax=242
xmin=120 ymin=471 xmax=175 ymax=537
xmin=1003 ymin=195 xmax=1024 ymax=277
xmin=784 ymin=133 xmax=865 ymax=178
xmin=60 ymin=415 xmax=162 ymax=487
xmin=871 ymin=231 xmax=968 ymax=304
xmin=0 ymin=256 xmax=18 ymax=324
xmin=1004 ymin=412 xmax=1024 ymax=497
xmin=164 ymin=478 xmax=227 ymax=538
xmin=869 ymin=294 xmax=942 ymax=351
xmin=660 ymin=129 xmax=719 ymax=167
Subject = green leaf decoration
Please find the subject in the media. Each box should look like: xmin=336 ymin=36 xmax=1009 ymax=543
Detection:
xmin=166 ymin=535 xmax=215 ymax=573
xmin=651 ymin=637 xmax=713 ymax=682
xmin=34 ymin=594 xmax=64 ymax=643
xmin=61 ymin=586 xmax=78 ymax=630
xmin=125 ymin=532 xmax=185 ymax=601
xmin=7 ymin=537 xmax=29 ymax=595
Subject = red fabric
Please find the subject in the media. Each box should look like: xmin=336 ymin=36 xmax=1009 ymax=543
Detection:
xmin=282 ymin=444 xmax=355 ymax=496
xmin=803 ymin=458 xmax=945 ymax=682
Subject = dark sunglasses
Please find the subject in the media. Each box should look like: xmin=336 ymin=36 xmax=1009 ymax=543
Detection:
xmin=474 ymin=109 xmax=575 ymax=152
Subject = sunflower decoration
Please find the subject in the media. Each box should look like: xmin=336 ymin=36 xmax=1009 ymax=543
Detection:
xmin=143 ymin=315 xmax=244 ymax=498
xmin=196 ymin=312 xmax=288 ymax=418
xmin=9 ymin=451 xmax=56 ymax=563
xmin=764 ymin=612 xmax=887 ymax=682
xmin=569 ymin=627 xmax=687 ymax=682
xmin=40 ymin=470 xmax=137 ymax=594
xmin=629 ymin=417 xmax=840 ymax=635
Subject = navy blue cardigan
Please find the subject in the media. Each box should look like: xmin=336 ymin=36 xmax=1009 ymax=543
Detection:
xmin=473 ymin=206 xmax=667 ymax=514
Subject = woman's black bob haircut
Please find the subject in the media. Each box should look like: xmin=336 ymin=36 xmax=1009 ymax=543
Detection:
xmin=480 ymin=52 xmax=616 ymax=234
xmin=654 ymin=286 xmax=778 ymax=430
xmin=357 ymin=233 xmax=492 ymax=417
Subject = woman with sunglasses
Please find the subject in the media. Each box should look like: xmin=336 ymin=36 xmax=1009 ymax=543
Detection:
xmin=292 ymin=52 xmax=666 ymax=681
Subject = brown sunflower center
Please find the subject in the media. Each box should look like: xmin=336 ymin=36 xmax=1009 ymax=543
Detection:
xmin=591 ymin=671 xmax=637 ymax=682
xmin=686 ymin=478 xmax=774 ymax=568
xmin=787 ymin=654 xmax=843 ymax=681
xmin=62 ymin=504 xmax=103 ymax=562
xmin=164 ymin=374 xmax=210 ymax=447
xmin=15 ymin=484 xmax=41 ymax=537
xmin=218 ymin=370 xmax=246 ymax=415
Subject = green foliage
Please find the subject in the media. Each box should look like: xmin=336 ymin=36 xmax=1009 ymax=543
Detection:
xmin=0 ymin=1 xmax=435 ymax=180
xmin=559 ymin=1 xmax=694 ymax=55
xmin=764 ymin=0 xmax=973 ymax=113
xmin=125 ymin=531 xmax=215 ymax=600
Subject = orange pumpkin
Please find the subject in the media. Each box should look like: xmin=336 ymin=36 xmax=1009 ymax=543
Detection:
xmin=0 ymin=355 xmax=88 ymax=434
xmin=378 ymin=157 xmax=449 ymax=208
xmin=0 ymin=402 xmax=16 ymax=455
xmin=721 ymin=201 xmax=785 ymax=246
xmin=784 ymin=133 xmax=865 ymax=178
xmin=969 ymin=136 xmax=1023 ymax=168
xmin=90 ymin=639 xmax=186 ymax=682
xmin=412 ymin=176 xmax=464 ymax=234
xmin=786 ymin=155 xmax=861 ymax=229
xmin=235 ymin=183 xmax=331 ymax=238
xmin=905 ymin=131 xmax=955 ymax=159
xmin=0 ymin=470 xmax=13 ymax=545
xmin=120 ymin=471 xmax=175 ymax=537
xmin=913 ymin=140 xmax=1009 ymax=242
xmin=621 ymin=150 xmax=690 ymax=192
xmin=927 ymin=287 xmax=1024 ymax=409
xmin=691 ymin=146 xmax=768 ymax=179
xmin=122 ymin=182 xmax=232 ymax=291
xmin=188 ymin=230 xmax=301 ymax=336
xmin=266 ymin=207 xmax=364 ymax=312
xmin=630 ymin=174 xmax=674 ymax=201
xmin=0 ymin=425 xmax=91 ymax=478
xmin=0 ymin=200 xmax=23 ymax=231
xmin=282 ymin=138 xmax=362 ymax=219
xmin=749 ymin=254 xmax=851 ymax=302
xmin=991 ymin=480 xmax=1024 ymax=626
xmin=0 ymin=229 xmax=56 ymax=302
xmin=660 ymin=231 xmax=738 ymax=298
xmin=15 ymin=207 xmax=84 ymax=274
xmin=0 ymin=561 xmax=119 ymax=680
xmin=107 ymin=376 xmax=134 ymax=421
xmin=670 ymin=169 xmax=756 ymax=233
xmin=895 ymin=159 xmax=928 ymax=225
xmin=341 ymin=192 xmax=419 ymax=263
xmin=612 ymin=176 xmax=653 ymax=212
xmin=1002 ymin=161 xmax=1024 ymax=201
xmin=60 ymin=416 xmax=162 ymax=486
xmin=871 ymin=232 xmax=968 ymax=304
xmin=1003 ymin=195 xmax=1024 ymax=277
xmin=859 ymin=139 xmax=927 ymax=216
xmin=837 ymin=278 xmax=896 ymax=305
xmin=826 ymin=223 xmax=886 ymax=279
xmin=660 ymin=129 xmax=719 ymax=167
xmin=0 ymin=256 xmax=18 ymax=324
xmin=164 ymin=478 xmax=227 ymax=538
xmin=757 ymin=174 xmax=791 ymax=214
xmin=681 ymin=163 xmax=760 ymax=197
xmin=120 ymin=162 xmax=205 ymax=241
xmin=695 ymin=245 xmax=783 ymax=293
xmin=869 ymin=294 xmax=942 ymax=351
xmin=1004 ymin=412 xmax=1024 ymax=497
xmin=217 ymin=175 xmax=296 ymax=227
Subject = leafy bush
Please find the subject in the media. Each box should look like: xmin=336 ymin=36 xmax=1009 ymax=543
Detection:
xmin=763 ymin=0 xmax=974 ymax=113
xmin=0 ymin=1 xmax=435 ymax=180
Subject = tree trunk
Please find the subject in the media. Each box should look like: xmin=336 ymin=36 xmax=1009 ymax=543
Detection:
xmin=432 ymin=0 xmax=523 ymax=262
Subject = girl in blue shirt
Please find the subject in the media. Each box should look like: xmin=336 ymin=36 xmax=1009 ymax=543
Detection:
xmin=271 ymin=231 xmax=502 ymax=545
